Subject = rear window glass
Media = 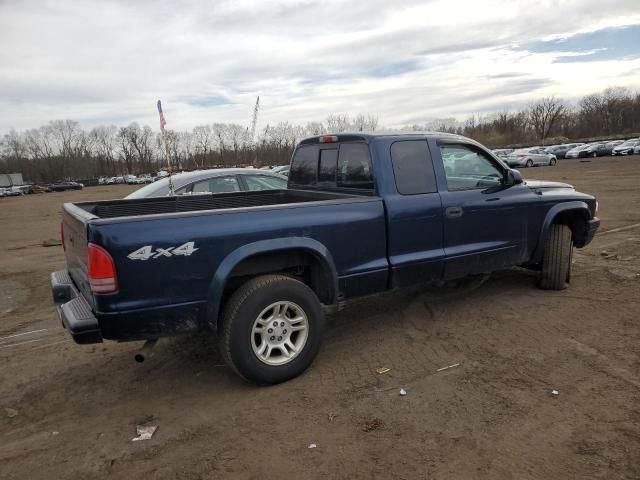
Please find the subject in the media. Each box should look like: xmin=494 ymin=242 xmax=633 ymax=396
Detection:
xmin=318 ymin=148 xmax=338 ymax=183
xmin=289 ymin=145 xmax=318 ymax=185
xmin=390 ymin=140 xmax=437 ymax=195
xmin=337 ymin=143 xmax=373 ymax=189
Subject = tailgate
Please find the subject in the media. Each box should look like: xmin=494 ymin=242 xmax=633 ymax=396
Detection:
xmin=62 ymin=203 xmax=94 ymax=303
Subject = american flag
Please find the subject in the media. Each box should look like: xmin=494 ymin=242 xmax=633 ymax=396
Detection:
xmin=157 ymin=100 xmax=167 ymax=133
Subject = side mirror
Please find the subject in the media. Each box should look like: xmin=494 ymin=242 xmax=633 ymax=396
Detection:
xmin=505 ymin=169 xmax=523 ymax=186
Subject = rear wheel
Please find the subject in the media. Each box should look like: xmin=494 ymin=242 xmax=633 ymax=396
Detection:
xmin=538 ymin=224 xmax=573 ymax=290
xmin=218 ymin=274 xmax=325 ymax=384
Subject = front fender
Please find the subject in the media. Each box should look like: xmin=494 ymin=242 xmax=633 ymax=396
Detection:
xmin=205 ymin=237 xmax=338 ymax=331
xmin=531 ymin=201 xmax=591 ymax=263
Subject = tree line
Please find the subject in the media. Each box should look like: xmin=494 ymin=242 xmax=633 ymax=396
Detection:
xmin=1 ymin=86 xmax=638 ymax=183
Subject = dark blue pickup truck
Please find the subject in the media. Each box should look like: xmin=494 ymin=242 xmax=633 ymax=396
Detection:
xmin=51 ymin=132 xmax=599 ymax=384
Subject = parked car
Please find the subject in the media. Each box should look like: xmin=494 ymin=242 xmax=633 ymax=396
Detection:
xmin=504 ymin=147 xmax=557 ymax=167
xmin=545 ymin=143 xmax=585 ymax=159
xmin=0 ymin=187 xmax=22 ymax=197
xmin=567 ymin=141 xmax=623 ymax=158
xmin=137 ymin=174 xmax=154 ymax=184
xmin=125 ymin=168 xmax=288 ymax=199
xmin=611 ymin=139 xmax=640 ymax=156
xmin=52 ymin=132 xmax=599 ymax=384
xmin=271 ymin=165 xmax=290 ymax=177
xmin=602 ymin=140 xmax=625 ymax=155
xmin=492 ymin=149 xmax=514 ymax=158
xmin=565 ymin=144 xmax=593 ymax=158
xmin=47 ymin=181 xmax=84 ymax=192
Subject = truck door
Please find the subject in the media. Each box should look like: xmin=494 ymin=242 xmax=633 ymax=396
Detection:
xmin=384 ymin=139 xmax=445 ymax=287
xmin=434 ymin=141 xmax=533 ymax=280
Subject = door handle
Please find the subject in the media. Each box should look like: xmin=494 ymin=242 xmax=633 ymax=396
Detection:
xmin=445 ymin=206 xmax=463 ymax=218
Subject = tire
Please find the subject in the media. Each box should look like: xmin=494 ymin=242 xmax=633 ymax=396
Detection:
xmin=549 ymin=158 xmax=557 ymax=166
xmin=591 ymin=152 xmax=598 ymax=158
xmin=538 ymin=224 xmax=573 ymax=290
xmin=218 ymin=274 xmax=325 ymax=384
xmin=526 ymin=159 xmax=534 ymax=167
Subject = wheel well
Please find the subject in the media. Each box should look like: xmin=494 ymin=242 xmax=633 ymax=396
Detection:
xmin=552 ymin=209 xmax=589 ymax=247
xmin=221 ymin=249 xmax=335 ymax=314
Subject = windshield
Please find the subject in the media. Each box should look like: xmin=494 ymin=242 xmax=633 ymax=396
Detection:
xmin=125 ymin=179 xmax=166 ymax=199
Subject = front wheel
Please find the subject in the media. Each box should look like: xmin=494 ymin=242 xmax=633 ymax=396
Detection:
xmin=539 ymin=224 xmax=573 ymax=290
xmin=526 ymin=159 xmax=534 ymax=167
xmin=549 ymin=158 xmax=557 ymax=166
xmin=218 ymin=274 xmax=325 ymax=384
xmin=591 ymin=152 xmax=598 ymax=158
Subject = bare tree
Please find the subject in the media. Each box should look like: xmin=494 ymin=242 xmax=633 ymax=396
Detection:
xmin=192 ymin=125 xmax=212 ymax=168
xmin=528 ymin=96 xmax=567 ymax=144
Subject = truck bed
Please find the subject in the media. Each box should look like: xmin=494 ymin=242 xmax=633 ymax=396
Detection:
xmin=73 ymin=189 xmax=365 ymax=219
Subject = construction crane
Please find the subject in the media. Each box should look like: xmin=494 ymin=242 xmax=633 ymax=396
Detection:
xmin=250 ymin=96 xmax=260 ymax=166
xmin=250 ymin=96 xmax=260 ymax=142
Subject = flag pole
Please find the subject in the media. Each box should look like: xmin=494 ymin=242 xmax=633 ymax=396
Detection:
xmin=157 ymin=100 xmax=174 ymax=195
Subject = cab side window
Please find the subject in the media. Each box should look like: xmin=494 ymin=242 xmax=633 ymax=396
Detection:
xmin=440 ymin=144 xmax=504 ymax=191
xmin=390 ymin=140 xmax=437 ymax=194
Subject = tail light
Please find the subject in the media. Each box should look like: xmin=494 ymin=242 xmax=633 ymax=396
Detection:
xmin=319 ymin=135 xmax=338 ymax=143
xmin=61 ymin=222 xmax=65 ymax=251
xmin=87 ymin=243 xmax=118 ymax=293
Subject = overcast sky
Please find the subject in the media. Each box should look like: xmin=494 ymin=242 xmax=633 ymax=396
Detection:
xmin=1 ymin=0 xmax=639 ymax=134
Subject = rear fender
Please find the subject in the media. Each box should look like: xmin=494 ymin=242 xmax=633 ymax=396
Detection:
xmin=205 ymin=237 xmax=338 ymax=332
xmin=532 ymin=201 xmax=591 ymax=263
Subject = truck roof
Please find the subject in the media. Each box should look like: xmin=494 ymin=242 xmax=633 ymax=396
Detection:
xmin=298 ymin=131 xmax=468 ymax=145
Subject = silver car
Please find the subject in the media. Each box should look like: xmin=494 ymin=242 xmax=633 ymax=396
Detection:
xmin=504 ymin=147 xmax=557 ymax=167
xmin=125 ymin=168 xmax=288 ymax=199
xmin=611 ymin=139 xmax=640 ymax=156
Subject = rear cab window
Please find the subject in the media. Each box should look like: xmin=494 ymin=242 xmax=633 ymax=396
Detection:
xmin=289 ymin=138 xmax=374 ymax=192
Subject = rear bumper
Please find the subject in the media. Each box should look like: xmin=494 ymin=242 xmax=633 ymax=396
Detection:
xmin=51 ymin=270 xmax=205 ymax=343
xmin=51 ymin=270 xmax=103 ymax=344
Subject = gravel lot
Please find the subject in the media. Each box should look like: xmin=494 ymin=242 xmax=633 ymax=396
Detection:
xmin=1 ymin=157 xmax=640 ymax=479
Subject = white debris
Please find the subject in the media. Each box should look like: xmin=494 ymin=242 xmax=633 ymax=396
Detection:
xmin=436 ymin=363 xmax=460 ymax=372
xmin=399 ymin=388 xmax=407 ymax=396
xmin=5 ymin=408 xmax=18 ymax=418
xmin=131 ymin=425 xmax=157 ymax=442
xmin=551 ymin=390 xmax=559 ymax=396
xmin=308 ymin=443 xmax=317 ymax=449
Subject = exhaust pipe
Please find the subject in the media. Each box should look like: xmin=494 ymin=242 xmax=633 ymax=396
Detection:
xmin=134 ymin=339 xmax=158 ymax=363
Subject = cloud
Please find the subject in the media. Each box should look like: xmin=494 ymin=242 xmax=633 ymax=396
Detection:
xmin=0 ymin=0 xmax=639 ymax=133
xmin=518 ymin=24 xmax=640 ymax=63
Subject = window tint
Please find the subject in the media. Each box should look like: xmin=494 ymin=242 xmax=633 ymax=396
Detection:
xmin=191 ymin=176 xmax=240 ymax=194
xmin=289 ymin=145 xmax=318 ymax=186
xmin=337 ymin=143 xmax=373 ymax=189
xmin=390 ymin=140 xmax=437 ymax=194
xmin=440 ymin=144 xmax=503 ymax=191
xmin=318 ymin=148 xmax=338 ymax=183
xmin=244 ymin=175 xmax=287 ymax=191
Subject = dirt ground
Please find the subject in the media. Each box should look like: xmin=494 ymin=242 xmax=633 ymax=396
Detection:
xmin=1 ymin=157 xmax=640 ymax=479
